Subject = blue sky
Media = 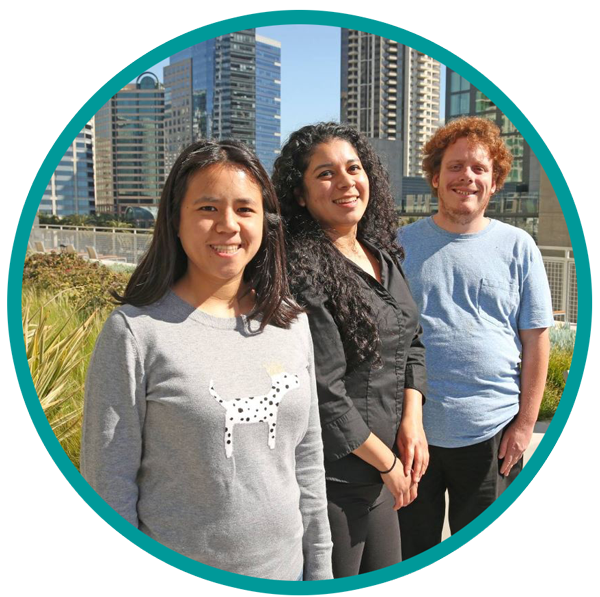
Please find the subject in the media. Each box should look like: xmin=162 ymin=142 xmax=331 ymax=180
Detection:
xmin=142 ymin=25 xmax=445 ymax=142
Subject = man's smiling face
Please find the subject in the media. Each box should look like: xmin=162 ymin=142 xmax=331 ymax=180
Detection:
xmin=433 ymin=137 xmax=497 ymax=227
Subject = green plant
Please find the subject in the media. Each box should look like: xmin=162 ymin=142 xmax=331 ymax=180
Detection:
xmin=22 ymin=289 xmax=105 ymax=467
xmin=37 ymin=213 xmax=61 ymax=225
xmin=537 ymin=326 xmax=575 ymax=420
xmin=22 ymin=252 xmax=129 ymax=312
xmin=36 ymin=211 xmax=135 ymax=229
xmin=549 ymin=325 xmax=576 ymax=352
xmin=539 ymin=347 xmax=572 ymax=420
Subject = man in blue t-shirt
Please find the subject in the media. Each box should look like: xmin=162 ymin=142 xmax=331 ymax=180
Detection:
xmin=398 ymin=117 xmax=554 ymax=558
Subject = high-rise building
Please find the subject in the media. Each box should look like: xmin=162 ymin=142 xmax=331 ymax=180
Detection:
xmin=21 ymin=25 xmax=94 ymax=216
xmin=340 ymin=29 xmax=441 ymax=177
xmin=213 ymin=30 xmax=257 ymax=150
xmin=402 ymin=48 xmax=441 ymax=177
xmin=94 ymin=72 xmax=166 ymax=215
xmin=164 ymin=39 xmax=217 ymax=174
xmin=165 ymin=30 xmax=281 ymax=173
xmin=255 ymin=35 xmax=282 ymax=171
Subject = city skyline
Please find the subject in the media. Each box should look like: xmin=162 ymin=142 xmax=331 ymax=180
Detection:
xmin=24 ymin=25 xmax=576 ymax=242
xmin=88 ymin=25 xmax=341 ymax=141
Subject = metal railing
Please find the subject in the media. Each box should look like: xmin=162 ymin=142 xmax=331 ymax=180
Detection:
xmin=28 ymin=227 xmax=578 ymax=325
xmin=539 ymin=246 xmax=577 ymax=324
xmin=29 ymin=224 xmax=153 ymax=265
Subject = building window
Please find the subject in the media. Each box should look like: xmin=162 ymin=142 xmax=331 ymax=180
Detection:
xmin=450 ymin=92 xmax=470 ymax=116
xmin=502 ymin=115 xmax=518 ymax=134
xmin=450 ymin=72 xmax=470 ymax=92
xmin=475 ymin=91 xmax=495 ymax=114
xmin=508 ymin=136 xmax=523 ymax=154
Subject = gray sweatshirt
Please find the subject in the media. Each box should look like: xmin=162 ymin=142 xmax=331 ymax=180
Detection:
xmin=81 ymin=290 xmax=333 ymax=580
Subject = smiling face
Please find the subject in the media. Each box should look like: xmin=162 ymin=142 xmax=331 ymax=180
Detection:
xmin=177 ymin=164 xmax=264 ymax=286
xmin=433 ymin=137 xmax=497 ymax=230
xmin=298 ymin=139 xmax=370 ymax=236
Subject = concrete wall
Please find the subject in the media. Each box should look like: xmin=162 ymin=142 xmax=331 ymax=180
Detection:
xmin=538 ymin=112 xmax=578 ymax=247
xmin=368 ymin=137 xmax=403 ymax=207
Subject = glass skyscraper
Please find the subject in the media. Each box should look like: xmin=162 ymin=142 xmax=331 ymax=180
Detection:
xmin=21 ymin=25 xmax=94 ymax=216
xmin=95 ymin=73 xmax=166 ymax=214
xmin=255 ymin=35 xmax=281 ymax=171
xmin=165 ymin=30 xmax=281 ymax=174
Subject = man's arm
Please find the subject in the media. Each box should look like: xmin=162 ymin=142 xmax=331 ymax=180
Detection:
xmin=498 ymin=327 xmax=550 ymax=476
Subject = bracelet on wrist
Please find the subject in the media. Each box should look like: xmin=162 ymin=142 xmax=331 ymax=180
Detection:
xmin=378 ymin=453 xmax=397 ymax=475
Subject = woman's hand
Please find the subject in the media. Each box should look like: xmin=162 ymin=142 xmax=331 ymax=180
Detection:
xmin=397 ymin=389 xmax=429 ymax=484
xmin=352 ymin=432 xmax=419 ymax=509
xmin=380 ymin=459 xmax=418 ymax=510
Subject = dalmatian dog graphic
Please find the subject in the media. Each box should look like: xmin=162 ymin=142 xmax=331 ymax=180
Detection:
xmin=209 ymin=368 xmax=300 ymax=458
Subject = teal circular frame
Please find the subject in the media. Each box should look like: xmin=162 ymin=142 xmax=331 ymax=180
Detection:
xmin=7 ymin=9 xmax=591 ymax=595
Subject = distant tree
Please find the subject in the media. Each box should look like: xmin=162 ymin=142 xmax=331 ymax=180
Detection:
xmin=36 ymin=212 xmax=133 ymax=229
xmin=61 ymin=214 xmax=88 ymax=227
xmin=38 ymin=213 xmax=61 ymax=225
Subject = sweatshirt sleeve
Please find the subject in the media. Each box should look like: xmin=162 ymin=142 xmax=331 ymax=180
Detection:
xmin=300 ymin=289 xmax=371 ymax=461
xmin=80 ymin=310 xmax=147 ymax=527
xmin=295 ymin=316 xmax=333 ymax=580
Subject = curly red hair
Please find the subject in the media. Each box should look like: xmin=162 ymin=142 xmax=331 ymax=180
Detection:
xmin=422 ymin=117 xmax=514 ymax=197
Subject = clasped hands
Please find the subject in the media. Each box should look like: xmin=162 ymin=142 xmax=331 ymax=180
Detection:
xmin=383 ymin=418 xmax=429 ymax=511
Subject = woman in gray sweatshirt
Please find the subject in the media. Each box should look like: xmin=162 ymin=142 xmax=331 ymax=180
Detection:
xmin=80 ymin=140 xmax=333 ymax=581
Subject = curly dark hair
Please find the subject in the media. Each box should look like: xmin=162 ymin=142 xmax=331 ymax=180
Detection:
xmin=272 ymin=122 xmax=402 ymax=368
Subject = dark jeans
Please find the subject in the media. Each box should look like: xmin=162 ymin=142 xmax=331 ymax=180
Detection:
xmin=326 ymin=481 xmax=402 ymax=578
xmin=398 ymin=424 xmax=523 ymax=559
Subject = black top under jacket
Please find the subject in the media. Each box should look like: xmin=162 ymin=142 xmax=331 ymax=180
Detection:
xmin=298 ymin=240 xmax=427 ymax=484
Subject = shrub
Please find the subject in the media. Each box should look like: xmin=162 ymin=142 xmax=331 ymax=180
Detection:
xmin=549 ymin=325 xmax=576 ymax=352
xmin=539 ymin=348 xmax=572 ymax=420
xmin=537 ymin=326 xmax=576 ymax=420
xmin=22 ymin=252 xmax=128 ymax=312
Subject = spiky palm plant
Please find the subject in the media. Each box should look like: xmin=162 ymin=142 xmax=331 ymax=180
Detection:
xmin=22 ymin=290 xmax=98 ymax=444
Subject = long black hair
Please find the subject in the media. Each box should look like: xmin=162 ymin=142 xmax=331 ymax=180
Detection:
xmin=272 ymin=122 xmax=402 ymax=366
xmin=114 ymin=140 xmax=301 ymax=330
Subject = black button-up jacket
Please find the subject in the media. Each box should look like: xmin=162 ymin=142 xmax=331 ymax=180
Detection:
xmin=298 ymin=241 xmax=427 ymax=484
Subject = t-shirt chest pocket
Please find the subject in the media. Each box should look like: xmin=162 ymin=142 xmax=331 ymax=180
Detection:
xmin=477 ymin=278 xmax=519 ymax=327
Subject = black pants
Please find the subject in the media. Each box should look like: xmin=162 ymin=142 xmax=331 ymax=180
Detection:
xmin=326 ymin=481 xmax=402 ymax=578
xmin=398 ymin=425 xmax=523 ymax=559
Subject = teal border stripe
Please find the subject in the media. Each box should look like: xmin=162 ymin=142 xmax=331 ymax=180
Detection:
xmin=7 ymin=10 xmax=591 ymax=595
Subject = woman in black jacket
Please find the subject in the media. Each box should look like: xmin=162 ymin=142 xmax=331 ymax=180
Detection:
xmin=272 ymin=122 xmax=428 ymax=577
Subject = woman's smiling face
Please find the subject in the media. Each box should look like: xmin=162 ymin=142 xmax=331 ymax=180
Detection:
xmin=298 ymin=139 xmax=370 ymax=236
xmin=177 ymin=163 xmax=264 ymax=285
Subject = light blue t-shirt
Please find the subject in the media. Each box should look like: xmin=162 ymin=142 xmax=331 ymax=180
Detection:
xmin=399 ymin=217 xmax=554 ymax=448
